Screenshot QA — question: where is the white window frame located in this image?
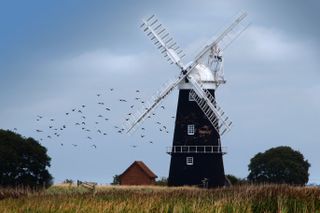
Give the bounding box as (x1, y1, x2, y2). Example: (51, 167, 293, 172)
(186, 157, 194, 165)
(187, 124, 195, 135)
(188, 91, 195, 101)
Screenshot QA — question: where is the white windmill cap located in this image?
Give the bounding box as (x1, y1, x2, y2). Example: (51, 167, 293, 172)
(179, 64, 216, 90)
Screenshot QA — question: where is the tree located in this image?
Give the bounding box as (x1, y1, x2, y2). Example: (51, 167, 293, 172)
(63, 179, 74, 185)
(0, 129, 53, 188)
(225, 174, 247, 185)
(248, 146, 310, 185)
(155, 177, 168, 186)
(111, 175, 120, 185)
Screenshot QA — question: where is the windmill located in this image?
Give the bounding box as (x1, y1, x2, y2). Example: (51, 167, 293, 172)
(124, 13, 249, 187)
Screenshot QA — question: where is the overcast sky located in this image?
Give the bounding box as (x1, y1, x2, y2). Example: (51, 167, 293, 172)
(0, 0, 319, 184)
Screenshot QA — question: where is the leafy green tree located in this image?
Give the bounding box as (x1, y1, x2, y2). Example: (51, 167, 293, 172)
(0, 129, 53, 188)
(248, 146, 310, 185)
(63, 179, 74, 185)
(111, 175, 120, 185)
(155, 177, 168, 186)
(225, 174, 247, 185)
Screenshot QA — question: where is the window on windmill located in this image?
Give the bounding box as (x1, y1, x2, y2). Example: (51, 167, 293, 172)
(188, 91, 195, 101)
(186, 157, 193, 165)
(187, 124, 195, 135)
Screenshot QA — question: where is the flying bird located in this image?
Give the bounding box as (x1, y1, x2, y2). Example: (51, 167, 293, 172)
(87, 136, 92, 140)
(36, 129, 43, 132)
(110, 88, 114, 91)
(105, 107, 111, 111)
(119, 99, 127, 102)
(72, 144, 78, 147)
(136, 90, 140, 93)
(161, 105, 165, 109)
(92, 144, 97, 148)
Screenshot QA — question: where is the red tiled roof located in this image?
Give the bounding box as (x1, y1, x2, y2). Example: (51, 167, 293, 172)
(120, 161, 157, 178)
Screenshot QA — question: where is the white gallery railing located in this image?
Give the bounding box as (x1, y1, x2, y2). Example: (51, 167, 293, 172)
(166, 145, 227, 154)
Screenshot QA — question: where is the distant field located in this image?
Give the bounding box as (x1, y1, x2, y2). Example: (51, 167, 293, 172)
(0, 184, 320, 212)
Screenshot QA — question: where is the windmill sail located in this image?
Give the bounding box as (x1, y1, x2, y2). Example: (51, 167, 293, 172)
(124, 13, 248, 136)
(187, 75, 232, 136)
(141, 15, 185, 69)
(123, 56, 199, 134)
(124, 75, 185, 133)
(194, 12, 249, 64)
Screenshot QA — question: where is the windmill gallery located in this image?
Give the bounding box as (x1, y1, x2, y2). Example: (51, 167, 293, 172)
(123, 13, 249, 188)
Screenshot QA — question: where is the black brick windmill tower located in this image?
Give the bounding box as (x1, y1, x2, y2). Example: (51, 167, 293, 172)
(124, 13, 249, 188)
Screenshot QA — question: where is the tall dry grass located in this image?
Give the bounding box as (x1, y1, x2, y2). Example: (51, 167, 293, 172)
(0, 184, 319, 212)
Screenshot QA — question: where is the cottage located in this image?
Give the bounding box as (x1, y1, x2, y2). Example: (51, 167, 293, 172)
(119, 161, 157, 185)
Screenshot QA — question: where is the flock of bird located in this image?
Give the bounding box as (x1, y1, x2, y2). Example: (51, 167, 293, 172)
(33, 88, 175, 149)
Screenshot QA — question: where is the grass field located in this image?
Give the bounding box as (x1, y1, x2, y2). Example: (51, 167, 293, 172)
(0, 184, 320, 212)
